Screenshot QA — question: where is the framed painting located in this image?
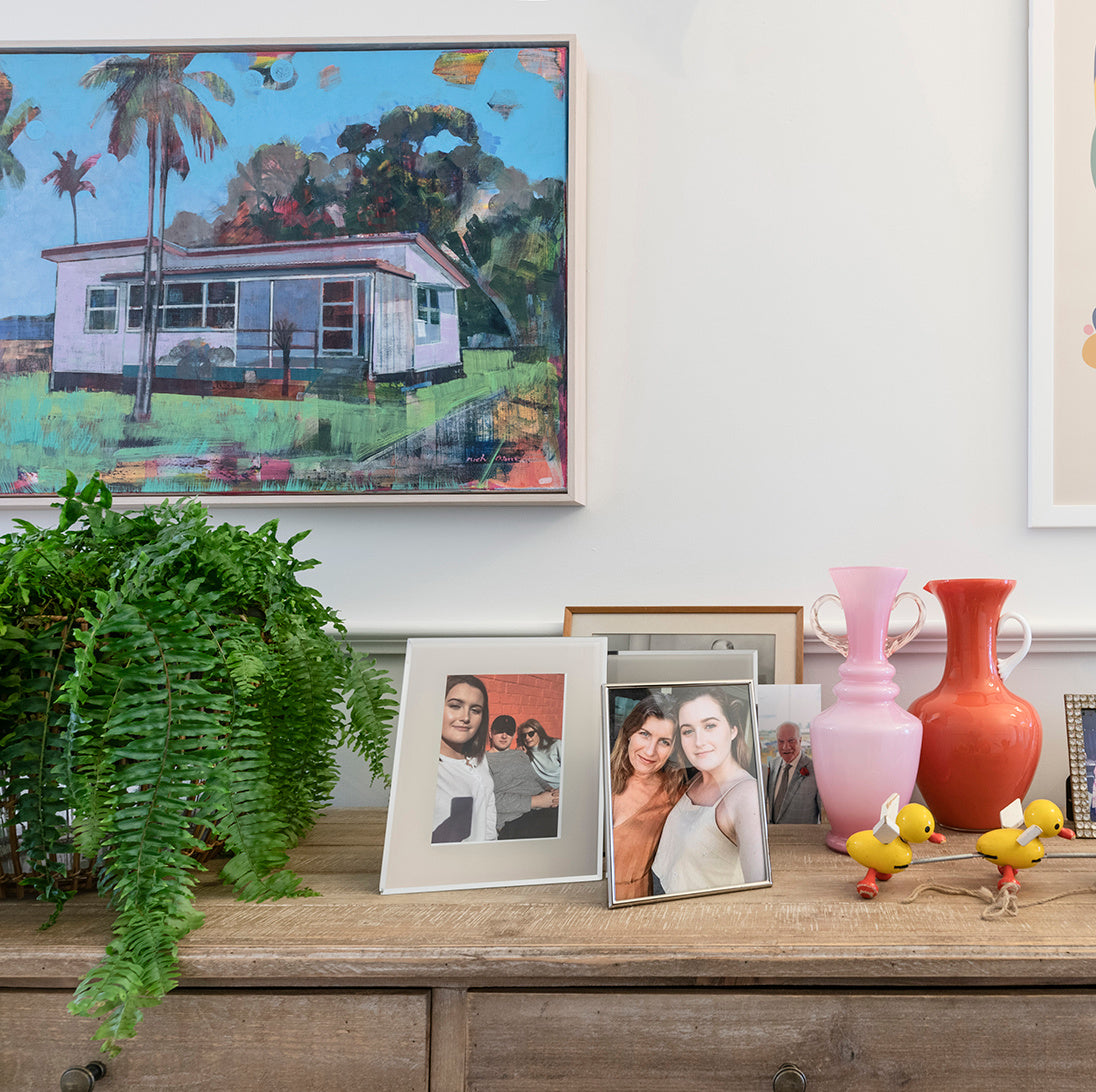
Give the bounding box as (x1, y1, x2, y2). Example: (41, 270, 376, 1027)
(1064, 693, 1096, 836)
(1029, 2, 1096, 524)
(380, 636, 606, 894)
(0, 39, 585, 505)
(603, 679, 771, 908)
(563, 606, 805, 685)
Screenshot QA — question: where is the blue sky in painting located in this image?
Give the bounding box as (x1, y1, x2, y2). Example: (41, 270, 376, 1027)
(0, 46, 568, 315)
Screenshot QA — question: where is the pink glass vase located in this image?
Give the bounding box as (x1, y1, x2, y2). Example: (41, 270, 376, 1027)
(909, 579, 1040, 831)
(810, 566, 926, 853)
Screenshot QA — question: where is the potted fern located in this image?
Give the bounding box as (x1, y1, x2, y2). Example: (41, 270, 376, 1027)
(0, 472, 396, 1054)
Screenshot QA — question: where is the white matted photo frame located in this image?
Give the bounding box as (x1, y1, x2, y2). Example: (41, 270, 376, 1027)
(1029, 1, 1096, 524)
(380, 636, 606, 894)
(1064, 693, 1096, 837)
(564, 606, 803, 685)
(603, 679, 772, 908)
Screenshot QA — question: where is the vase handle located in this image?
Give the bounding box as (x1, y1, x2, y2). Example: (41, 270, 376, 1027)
(998, 611, 1032, 681)
(810, 593, 848, 656)
(884, 592, 925, 657)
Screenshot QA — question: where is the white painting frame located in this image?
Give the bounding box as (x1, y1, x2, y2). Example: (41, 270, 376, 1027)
(1028, 1, 1096, 523)
(380, 636, 606, 894)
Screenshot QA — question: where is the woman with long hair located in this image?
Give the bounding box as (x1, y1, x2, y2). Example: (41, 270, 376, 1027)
(650, 685, 766, 893)
(608, 692, 686, 901)
(432, 674, 497, 843)
(517, 717, 563, 789)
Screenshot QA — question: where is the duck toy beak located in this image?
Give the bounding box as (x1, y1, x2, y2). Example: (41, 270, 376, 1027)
(1058, 827, 1076, 840)
(929, 831, 946, 844)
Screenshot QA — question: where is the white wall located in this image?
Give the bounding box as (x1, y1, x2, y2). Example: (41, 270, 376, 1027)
(6, 1, 1095, 812)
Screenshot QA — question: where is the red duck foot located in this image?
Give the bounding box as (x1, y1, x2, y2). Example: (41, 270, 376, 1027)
(856, 879, 879, 899)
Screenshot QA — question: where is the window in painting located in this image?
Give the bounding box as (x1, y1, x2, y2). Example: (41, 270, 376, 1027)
(322, 279, 355, 352)
(126, 281, 237, 330)
(416, 285, 442, 344)
(85, 286, 118, 332)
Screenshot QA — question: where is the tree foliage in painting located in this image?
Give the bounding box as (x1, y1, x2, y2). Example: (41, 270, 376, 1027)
(0, 69, 41, 189)
(213, 141, 354, 244)
(42, 150, 101, 245)
(80, 53, 235, 422)
(182, 100, 566, 354)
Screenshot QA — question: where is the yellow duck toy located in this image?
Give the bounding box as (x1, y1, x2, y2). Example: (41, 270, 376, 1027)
(846, 793, 946, 899)
(975, 798, 1075, 890)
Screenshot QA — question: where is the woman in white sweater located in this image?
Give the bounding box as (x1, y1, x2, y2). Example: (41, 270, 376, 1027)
(432, 674, 497, 843)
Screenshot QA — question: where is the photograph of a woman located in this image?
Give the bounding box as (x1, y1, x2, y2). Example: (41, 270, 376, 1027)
(432, 674, 497, 844)
(518, 718, 563, 789)
(603, 680, 771, 906)
(608, 693, 686, 902)
(651, 685, 768, 893)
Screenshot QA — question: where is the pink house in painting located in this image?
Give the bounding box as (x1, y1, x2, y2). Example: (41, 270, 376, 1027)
(41, 233, 470, 395)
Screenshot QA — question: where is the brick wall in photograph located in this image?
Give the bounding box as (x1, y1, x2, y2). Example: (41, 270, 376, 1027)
(477, 673, 566, 742)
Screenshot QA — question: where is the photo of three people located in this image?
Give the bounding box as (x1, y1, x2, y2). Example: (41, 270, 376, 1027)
(432, 672, 564, 845)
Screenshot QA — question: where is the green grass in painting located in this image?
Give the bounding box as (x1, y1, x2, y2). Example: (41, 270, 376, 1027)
(0, 352, 559, 492)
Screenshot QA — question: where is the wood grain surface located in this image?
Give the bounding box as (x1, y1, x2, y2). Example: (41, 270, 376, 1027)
(3, 810, 1096, 1090)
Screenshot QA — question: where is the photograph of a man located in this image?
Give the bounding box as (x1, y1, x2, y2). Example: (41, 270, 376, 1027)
(765, 721, 820, 824)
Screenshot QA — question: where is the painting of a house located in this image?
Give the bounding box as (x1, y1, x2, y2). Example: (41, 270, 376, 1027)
(45, 233, 469, 396)
(0, 41, 582, 501)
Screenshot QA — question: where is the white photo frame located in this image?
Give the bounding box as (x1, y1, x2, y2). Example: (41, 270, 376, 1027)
(603, 679, 772, 909)
(380, 636, 606, 894)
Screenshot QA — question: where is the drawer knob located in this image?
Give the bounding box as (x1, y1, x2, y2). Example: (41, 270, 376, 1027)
(772, 1062, 807, 1092)
(60, 1062, 107, 1092)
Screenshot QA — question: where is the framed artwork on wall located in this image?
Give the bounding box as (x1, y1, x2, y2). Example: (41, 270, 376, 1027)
(1029, 2, 1096, 524)
(603, 679, 772, 908)
(1064, 693, 1096, 837)
(380, 636, 606, 894)
(0, 39, 585, 505)
(563, 606, 804, 685)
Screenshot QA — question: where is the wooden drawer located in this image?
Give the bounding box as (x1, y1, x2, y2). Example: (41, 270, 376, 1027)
(1, 988, 428, 1091)
(464, 988, 1095, 1091)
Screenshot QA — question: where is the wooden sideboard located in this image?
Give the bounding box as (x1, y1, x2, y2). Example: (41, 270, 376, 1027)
(3, 809, 1096, 1090)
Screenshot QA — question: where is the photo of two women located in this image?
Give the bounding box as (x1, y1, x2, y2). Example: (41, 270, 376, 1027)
(606, 682, 771, 905)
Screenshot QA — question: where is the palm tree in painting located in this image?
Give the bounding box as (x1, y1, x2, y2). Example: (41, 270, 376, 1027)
(0, 70, 41, 189)
(80, 52, 234, 421)
(42, 150, 101, 244)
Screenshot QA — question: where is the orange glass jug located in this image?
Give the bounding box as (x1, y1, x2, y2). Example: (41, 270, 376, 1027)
(909, 579, 1040, 831)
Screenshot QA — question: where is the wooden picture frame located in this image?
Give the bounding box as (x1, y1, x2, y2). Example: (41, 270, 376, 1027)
(0, 39, 585, 505)
(1064, 693, 1096, 837)
(1028, 2, 1096, 524)
(380, 636, 606, 894)
(563, 606, 804, 685)
(603, 679, 772, 908)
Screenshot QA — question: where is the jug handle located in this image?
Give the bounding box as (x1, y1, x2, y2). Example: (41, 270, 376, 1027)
(810, 593, 847, 655)
(998, 611, 1032, 680)
(884, 592, 925, 657)
(810, 592, 925, 658)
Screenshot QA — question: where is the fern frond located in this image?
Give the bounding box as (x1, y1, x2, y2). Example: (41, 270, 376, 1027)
(1, 473, 396, 1054)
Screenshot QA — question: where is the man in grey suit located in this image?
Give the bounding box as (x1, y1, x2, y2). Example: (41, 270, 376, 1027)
(766, 721, 821, 824)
